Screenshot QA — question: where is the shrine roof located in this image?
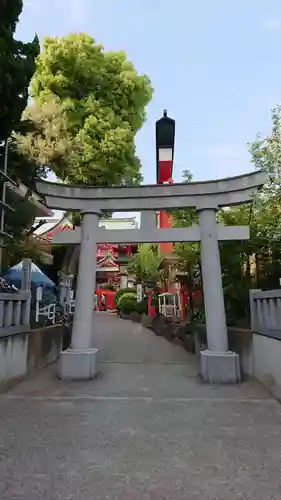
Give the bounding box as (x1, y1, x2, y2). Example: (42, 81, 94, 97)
(33, 214, 138, 239)
(33, 214, 71, 237)
(97, 253, 118, 267)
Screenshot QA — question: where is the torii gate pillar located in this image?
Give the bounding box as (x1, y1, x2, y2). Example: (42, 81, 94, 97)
(198, 207, 240, 382)
(58, 211, 100, 380)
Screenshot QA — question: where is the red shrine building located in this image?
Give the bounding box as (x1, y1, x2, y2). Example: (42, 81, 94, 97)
(33, 214, 138, 288)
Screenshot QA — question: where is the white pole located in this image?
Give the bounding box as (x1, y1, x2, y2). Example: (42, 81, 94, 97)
(163, 294, 166, 316)
(35, 299, 39, 323)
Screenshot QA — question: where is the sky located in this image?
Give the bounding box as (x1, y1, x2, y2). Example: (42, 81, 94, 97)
(16, 0, 281, 190)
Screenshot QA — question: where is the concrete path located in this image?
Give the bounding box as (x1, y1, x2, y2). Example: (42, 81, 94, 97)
(1, 313, 281, 499)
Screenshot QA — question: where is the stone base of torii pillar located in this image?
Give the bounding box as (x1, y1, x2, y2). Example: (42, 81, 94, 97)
(200, 350, 241, 384)
(58, 348, 99, 380)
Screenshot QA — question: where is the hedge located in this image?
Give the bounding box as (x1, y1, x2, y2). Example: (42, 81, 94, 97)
(115, 287, 137, 307)
(118, 292, 137, 308)
(120, 298, 137, 314)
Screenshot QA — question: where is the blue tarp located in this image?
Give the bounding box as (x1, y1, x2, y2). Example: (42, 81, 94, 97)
(4, 262, 56, 303)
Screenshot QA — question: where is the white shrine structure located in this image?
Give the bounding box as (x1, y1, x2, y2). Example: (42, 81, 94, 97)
(36, 170, 266, 384)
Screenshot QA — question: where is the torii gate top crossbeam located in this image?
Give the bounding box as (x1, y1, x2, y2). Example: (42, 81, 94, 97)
(36, 170, 267, 212)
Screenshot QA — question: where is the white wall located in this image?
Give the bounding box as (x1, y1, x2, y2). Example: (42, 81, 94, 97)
(252, 334, 281, 387)
(99, 218, 138, 230)
(0, 334, 28, 387)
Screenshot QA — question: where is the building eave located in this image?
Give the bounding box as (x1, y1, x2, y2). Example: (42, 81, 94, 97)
(7, 181, 53, 217)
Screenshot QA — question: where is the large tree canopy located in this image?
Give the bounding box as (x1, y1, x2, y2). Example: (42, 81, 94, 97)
(0, 0, 39, 141)
(128, 244, 163, 284)
(17, 33, 153, 185)
(248, 104, 281, 242)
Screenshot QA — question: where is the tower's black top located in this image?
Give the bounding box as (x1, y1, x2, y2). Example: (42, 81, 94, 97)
(155, 110, 175, 181)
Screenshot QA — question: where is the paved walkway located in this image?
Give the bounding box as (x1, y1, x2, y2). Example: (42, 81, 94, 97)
(1, 314, 281, 499)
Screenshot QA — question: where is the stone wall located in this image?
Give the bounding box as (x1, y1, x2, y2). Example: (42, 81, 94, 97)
(139, 315, 281, 394)
(0, 332, 28, 391)
(27, 325, 65, 372)
(0, 325, 65, 391)
(192, 324, 253, 376)
(250, 334, 281, 399)
(192, 323, 281, 397)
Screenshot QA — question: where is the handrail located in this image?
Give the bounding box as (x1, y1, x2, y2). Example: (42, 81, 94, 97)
(0, 291, 31, 338)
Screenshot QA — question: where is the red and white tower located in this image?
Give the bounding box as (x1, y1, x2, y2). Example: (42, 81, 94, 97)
(155, 110, 175, 255)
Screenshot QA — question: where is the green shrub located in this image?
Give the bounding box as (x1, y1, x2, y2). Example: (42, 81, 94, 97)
(115, 287, 137, 307)
(135, 298, 148, 314)
(120, 298, 137, 315)
(118, 292, 137, 308)
(188, 308, 205, 323)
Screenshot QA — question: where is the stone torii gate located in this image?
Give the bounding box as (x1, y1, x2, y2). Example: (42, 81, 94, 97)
(36, 170, 266, 384)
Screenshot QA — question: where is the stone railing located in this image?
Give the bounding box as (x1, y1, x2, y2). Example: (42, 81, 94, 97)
(248, 288, 281, 397)
(0, 291, 31, 338)
(249, 289, 281, 340)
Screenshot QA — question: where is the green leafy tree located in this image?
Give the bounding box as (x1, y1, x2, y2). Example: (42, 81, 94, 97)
(216, 206, 253, 325)
(171, 170, 200, 304)
(246, 106, 281, 288)
(249, 104, 281, 243)
(249, 105, 281, 198)
(128, 244, 163, 284)
(0, 0, 39, 141)
(17, 33, 153, 186)
(15, 96, 73, 178)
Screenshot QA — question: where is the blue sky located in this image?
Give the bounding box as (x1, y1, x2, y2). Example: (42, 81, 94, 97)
(17, 0, 281, 185)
